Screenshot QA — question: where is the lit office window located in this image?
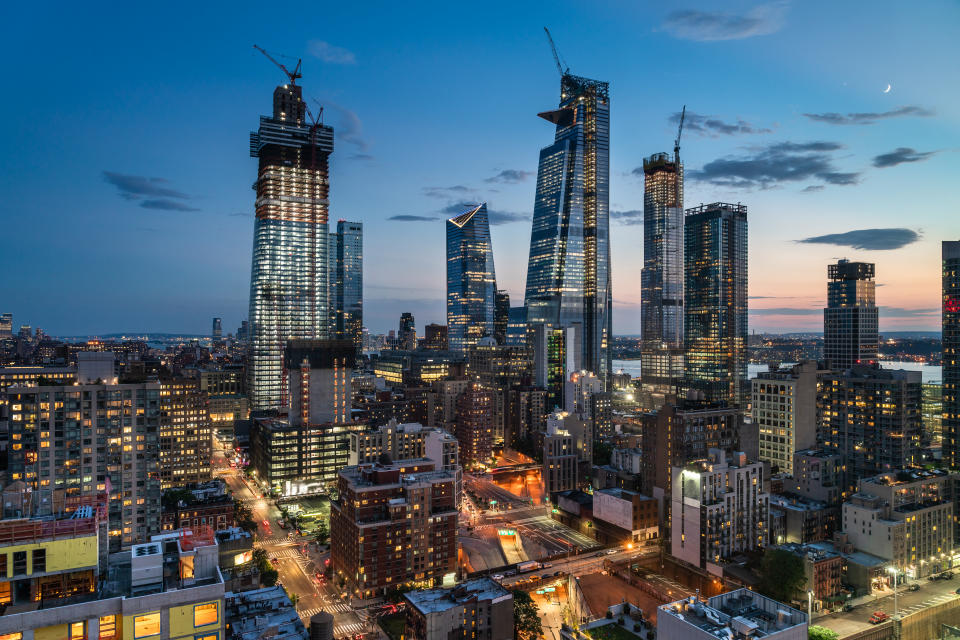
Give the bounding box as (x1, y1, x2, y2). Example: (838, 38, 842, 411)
(195, 602, 219, 626)
(134, 612, 161, 638)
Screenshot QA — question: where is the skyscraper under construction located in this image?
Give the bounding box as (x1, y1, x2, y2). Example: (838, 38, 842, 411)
(247, 66, 333, 410)
(524, 71, 611, 386)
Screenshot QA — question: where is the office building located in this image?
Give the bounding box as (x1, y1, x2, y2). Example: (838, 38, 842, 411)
(922, 382, 943, 448)
(819, 365, 922, 481)
(248, 77, 333, 411)
(494, 290, 510, 346)
(330, 460, 458, 598)
(0, 312, 11, 337)
(684, 203, 748, 409)
(404, 578, 514, 640)
(373, 350, 465, 388)
(158, 378, 213, 489)
(285, 339, 353, 425)
(530, 322, 579, 408)
(506, 386, 548, 448)
(671, 449, 769, 570)
(455, 382, 494, 465)
(197, 366, 248, 440)
(641, 152, 684, 397)
(543, 419, 578, 495)
(752, 361, 824, 475)
(945, 241, 960, 469)
(399, 313, 417, 351)
(467, 337, 532, 442)
(658, 590, 807, 640)
(211, 317, 222, 341)
(329, 220, 363, 353)
(446, 204, 497, 353)
(422, 323, 448, 350)
(6, 381, 163, 549)
(504, 306, 528, 347)
(824, 260, 878, 370)
(524, 72, 611, 385)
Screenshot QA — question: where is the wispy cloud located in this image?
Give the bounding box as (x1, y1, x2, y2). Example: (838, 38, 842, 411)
(388, 215, 438, 222)
(750, 307, 821, 316)
(103, 171, 198, 212)
(662, 1, 788, 41)
(485, 169, 534, 184)
(872, 147, 938, 168)
(308, 40, 356, 65)
(688, 141, 858, 189)
(611, 210, 643, 225)
(802, 105, 934, 125)
(324, 101, 370, 153)
(878, 306, 940, 318)
(802, 185, 825, 192)
(669, 111, 772, 136)
(797, 228, 921, 251)
(423, 186, 475, 199)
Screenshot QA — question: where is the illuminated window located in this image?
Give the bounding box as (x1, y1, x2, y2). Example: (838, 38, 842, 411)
(0, 633, 23, 640)
(194, 602, 219, 626)
(195, 635, 218, 640)
(134, 612, 161, 638)
(99, 615, 118, 640)
(70, 621, 85, 640)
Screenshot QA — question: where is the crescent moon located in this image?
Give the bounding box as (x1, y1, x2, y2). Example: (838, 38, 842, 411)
(884, 84, 892, 93)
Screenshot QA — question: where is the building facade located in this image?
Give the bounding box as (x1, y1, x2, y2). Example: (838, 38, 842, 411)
(455, 382, 494, 466)
(329, 220, 363, 353)
(404, 578, 513, 640)
(524, 73, 611, 385)
(824, 260, 878, 370)
(285, 339, 353, 425)
(945, 241, 960, 469)
(658, 590, 807, 640)
(158, 379, 212, 489)
(752, 361, 823, 475)
(446, 204, 497, 354)
(684, 203, 748, 409)
(248, 81, 333, 410)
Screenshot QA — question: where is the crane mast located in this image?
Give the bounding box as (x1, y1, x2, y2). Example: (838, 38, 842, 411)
(253, 44, 302, 86)
(543, 27, 569, 76)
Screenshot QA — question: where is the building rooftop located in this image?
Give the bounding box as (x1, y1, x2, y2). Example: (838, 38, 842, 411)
(225, 586, 308, 640)
(405, 577, 511, 614)
(659, 589, 806, 639)
(770, 494, 830, 512)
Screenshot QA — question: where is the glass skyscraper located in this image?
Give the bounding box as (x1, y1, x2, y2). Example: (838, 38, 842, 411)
(329, 220, 363, 354)
(447, 203, 497, 353)
(248, 82, 333, 410)
(640, 152, 684, 389)
(823, 259, 878, 369)
(524, 73, 611, 385)
(944, 241, 960, 468)
(684, 202, 748, 409)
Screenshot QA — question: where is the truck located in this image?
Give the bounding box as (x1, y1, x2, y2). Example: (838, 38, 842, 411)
(517, 561, 542, 574)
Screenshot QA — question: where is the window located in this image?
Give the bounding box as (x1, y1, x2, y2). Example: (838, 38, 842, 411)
(0, 554, 6, 577)
(99, 615, 118, 640)
(134, 612, 161, 638)
(12, 552, 26, 576)
(195, 635, 218, 640)
(0, 633, 23, 640)
(194, 602, 219, 627)
(70, 622, 85, 640)
(32, 549, 46, 573)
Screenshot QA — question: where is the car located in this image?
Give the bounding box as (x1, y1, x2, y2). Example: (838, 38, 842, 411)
(869, 612, 889, 624)
(262, 520, 269, 527)
(908, 584, 920, 592)
(491, 574, 504, 581)
(605, 549, 618, 555)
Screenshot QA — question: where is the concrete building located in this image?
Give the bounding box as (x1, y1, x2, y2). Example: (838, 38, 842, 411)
(945, 241, 960, 469)
(658, 589, 807, 640)
(285, 339, 354, 426)
(671, 450, 769, 571)
(752, 361, 823, 475)
(159, 378, 213, 489)
(506, 386, 548, 449)
(467, 338, 532, 442)
(225, 585, 308, 640)
(791, 449, 846, 505)
(403, 577, 513, 640)
(592, 488, 659, 543)
(197, 366, 247, 441)
(543, 419, 578, 495)
(455, 382, 494, 466)
(329, 460, 458, 598)
(769, 494, 837, 544)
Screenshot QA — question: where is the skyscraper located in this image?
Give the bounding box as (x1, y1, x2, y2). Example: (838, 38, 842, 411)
(524, 73, 611, 385)
(944, 241, 960, 468)
(494, 289, 510, 345)
(399, 312, 416, 350)
(211, 317, 222, 341)
(823, 260, 878, 369)
(247, 80, 333, 410)
(329, 220, 363, 353)
(640, 152, 684, 393)
(446, 204, 497, 353)
(684, 203, 748, 409)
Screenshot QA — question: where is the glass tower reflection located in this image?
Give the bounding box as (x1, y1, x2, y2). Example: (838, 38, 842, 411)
(447, 203, 497, 353)
(329, 220, 363, 354)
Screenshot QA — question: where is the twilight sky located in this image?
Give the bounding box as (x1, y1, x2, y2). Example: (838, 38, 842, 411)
(2, 1, 958, 336)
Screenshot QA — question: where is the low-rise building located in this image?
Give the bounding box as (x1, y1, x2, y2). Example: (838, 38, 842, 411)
(791, 449, 846, 505)
(225, 585, 308, 640)
(777, 543, 844, 610)
(404, 577, 513, 640)
(658, 590, 807, 640)
(769, 494, 838, 544)
(592, 488, 659, 544)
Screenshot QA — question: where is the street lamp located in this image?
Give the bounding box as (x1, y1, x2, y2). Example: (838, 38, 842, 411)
(887, 566, 899, 618)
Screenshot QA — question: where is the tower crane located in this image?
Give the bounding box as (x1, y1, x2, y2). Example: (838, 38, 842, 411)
(543, 27, 569, 76)
(674, 105, 686, 163)
(253, 44, 302, 86)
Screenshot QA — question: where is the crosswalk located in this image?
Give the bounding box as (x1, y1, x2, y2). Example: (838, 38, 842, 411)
(258, 534, 297, 544)
(271, 548, 302, 559)
(334, 622, 366, 636)
(896, 592, 958, 616)
(299, 602, 353, 616)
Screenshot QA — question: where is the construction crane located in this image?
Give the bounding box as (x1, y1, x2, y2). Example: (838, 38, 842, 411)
(253, 44, 302, 86)
(674, 105, 686, 162)
(543, 27, 569, 76)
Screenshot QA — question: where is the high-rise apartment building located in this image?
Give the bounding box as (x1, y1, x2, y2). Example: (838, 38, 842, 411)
(422, 324, 448, 350)
(524, 73, 611, 385)
(819, 366, 922, 482)
(285, 339, 353, 425)
(824, 260, 878, 369)
(446, 204, 497, 353)
(494, 290, 510, 346)
(641, 152, 684, 395)
(684, 203, 748, 409)
(248, 79, 333, 410)
(399, 313, 417, 351)
(158, 378, 212, 489)
(751, 361, 824, 475)
(0, 313, 12, 337)
(211, 317, 222, 341)
(329, 220, 363, 353)
(944, 241, 960, 469)
(455, 382, 494, 465)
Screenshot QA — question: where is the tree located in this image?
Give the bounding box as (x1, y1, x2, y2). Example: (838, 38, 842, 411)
(512, 590, 543, 640)
(234, 499, 258, 533)
(808, 626, 839, 640)
(314, 519, 330, 545)
(252, 548, 279, 586)
(758, 549, 806, 604)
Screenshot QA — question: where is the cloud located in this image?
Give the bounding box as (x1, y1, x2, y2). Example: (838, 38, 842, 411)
(308, 40, 356, 65)
(688, 140, 858, 189)
(802, 185, 825, 192)
(872, 147, 937, 168)
(797, 228, 921, 251)
(388, 215, 438, 222)
(878, 306, 940, 318)
(349, 153, 375, 161)
(750, 307, 821, 316)
(324, 101, 369, 152)
(439, 202, 528, 225)
(662, 1, 788, 41)
(611, 209, 643, 225)
(139, 200, 200, 212)
(423, 186, 475, 199)
(802, 105, 934, 125)
(485, 169, 533, 184)
(669, 111, 772, 136)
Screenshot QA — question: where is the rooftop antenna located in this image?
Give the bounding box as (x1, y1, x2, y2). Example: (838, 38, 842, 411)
(543, 27, 569, 76)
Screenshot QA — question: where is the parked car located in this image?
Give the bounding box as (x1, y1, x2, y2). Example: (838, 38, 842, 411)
(908, 583, 920, 592)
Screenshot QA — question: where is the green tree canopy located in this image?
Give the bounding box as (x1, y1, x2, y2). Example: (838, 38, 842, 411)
(808, 626, 839, 640)
(758, 549, 806, 604)
(513, 590, 543, 640)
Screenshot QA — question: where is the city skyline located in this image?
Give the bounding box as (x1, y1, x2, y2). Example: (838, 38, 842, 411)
(2, 2, 958, 336)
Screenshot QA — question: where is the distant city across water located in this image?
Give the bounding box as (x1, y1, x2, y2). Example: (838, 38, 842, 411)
(611, 359, 943, 384)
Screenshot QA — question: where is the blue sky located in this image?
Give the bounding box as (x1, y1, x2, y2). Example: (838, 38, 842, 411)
(2, 0, 957, 336)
